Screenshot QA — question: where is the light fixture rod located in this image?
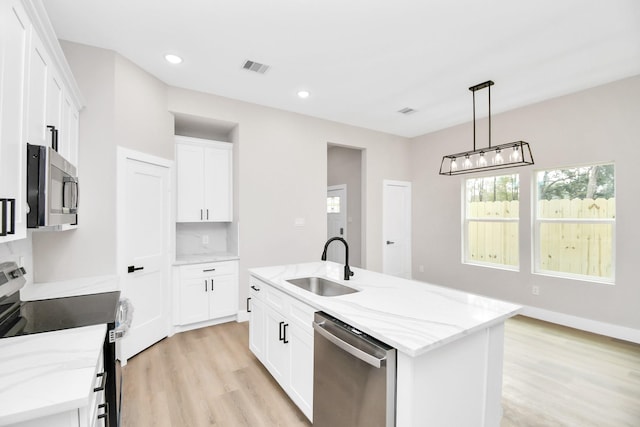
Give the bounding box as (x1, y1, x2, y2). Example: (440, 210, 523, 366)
(469, 80, 494, 151)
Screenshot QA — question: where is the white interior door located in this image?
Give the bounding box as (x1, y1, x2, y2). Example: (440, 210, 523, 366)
(383, 180, 412, 279)
(327, 185, 347, 263)
(118, 148, 171, 361)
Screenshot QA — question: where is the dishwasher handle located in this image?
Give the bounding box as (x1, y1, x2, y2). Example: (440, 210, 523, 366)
(313, 320, 385, 368)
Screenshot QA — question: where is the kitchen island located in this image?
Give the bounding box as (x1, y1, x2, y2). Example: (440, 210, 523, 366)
(249, 261, 521, 426)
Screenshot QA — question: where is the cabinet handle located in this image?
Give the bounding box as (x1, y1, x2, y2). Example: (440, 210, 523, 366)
(200, 209, 203, 220)
(283, 323, 289, 344)
(94, 372, 107, 392)
(250, 285, 260, 292)
(211, 279, 215, 291)
(203, 268, 216, 272)
(0, 198, 15, 236)
(247, 297, 251, 313)
(97, 402, 109, 426)
(279, 321, 285, 341)
(204, 279, 208, 292)
(47, 125, 58, 151)
(206, 209, 209, 220)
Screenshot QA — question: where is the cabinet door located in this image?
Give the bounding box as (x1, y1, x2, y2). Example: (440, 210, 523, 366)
(176, 143, 205, 222)
(26, 29, 50, 147)
(178, 277, 209, 325)
(46, 68, 63, 136)
(265, 308, 289, 385)
(203, 145, 232, 221)
(208, 275, 237, 318)
(288, 325, 314, 421)
(0, 0, 28, 243)
(249, 295, 266, 362)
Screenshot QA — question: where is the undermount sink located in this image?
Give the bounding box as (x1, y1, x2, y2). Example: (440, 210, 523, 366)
(286, 276, 359, 297)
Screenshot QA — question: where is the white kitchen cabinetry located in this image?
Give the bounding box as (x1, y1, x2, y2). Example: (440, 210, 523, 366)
(24, 6, 80, 161)
(0, 0, 81, 242)
(175, 136, 232, 222)
(177, 260, 238, 325)
(0, 0, 29, 243)
(248, 276, 315, 421)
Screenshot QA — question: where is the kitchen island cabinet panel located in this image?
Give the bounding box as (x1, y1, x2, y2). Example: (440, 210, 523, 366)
(249, 276, 315, 421)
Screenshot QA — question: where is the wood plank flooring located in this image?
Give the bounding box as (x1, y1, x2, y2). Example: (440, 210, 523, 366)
(121, 316, 640, 426)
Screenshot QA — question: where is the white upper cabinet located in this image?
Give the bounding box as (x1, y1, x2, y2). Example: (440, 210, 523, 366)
(0, 0, 83, 241)
(0, 0, 29, 242)
(175, 136, 233, 222)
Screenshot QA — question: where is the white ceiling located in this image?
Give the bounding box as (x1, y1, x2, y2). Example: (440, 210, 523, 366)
(43, 0, 640, 138)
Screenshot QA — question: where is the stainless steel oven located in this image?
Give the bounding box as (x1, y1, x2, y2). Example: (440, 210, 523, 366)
(313, 311, 397, 427)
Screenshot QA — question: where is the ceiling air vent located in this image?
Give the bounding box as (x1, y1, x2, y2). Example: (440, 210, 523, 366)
(398, 107, 417, 115)
(242, 60, 270, 74)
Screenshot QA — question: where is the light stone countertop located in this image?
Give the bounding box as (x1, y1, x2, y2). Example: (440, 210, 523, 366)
(0, 324, 107, 426)
(20, 275, 120, 301)
(249, 261, 521, 357)
(174, 253, 239, 265)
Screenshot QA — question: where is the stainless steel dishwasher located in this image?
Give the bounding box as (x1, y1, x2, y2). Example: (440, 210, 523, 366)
(313, 311, 396, 427)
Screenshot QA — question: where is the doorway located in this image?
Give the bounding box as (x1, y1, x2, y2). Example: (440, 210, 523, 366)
(383, 180, 412, 279)
(327, 145, 363, 267)
(116, 147, 172, 363)
(326, 184, 347, 262)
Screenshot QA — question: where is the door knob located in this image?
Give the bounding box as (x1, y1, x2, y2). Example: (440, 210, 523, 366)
(386, 240, 395, 245)
(127, 265, 144, 273)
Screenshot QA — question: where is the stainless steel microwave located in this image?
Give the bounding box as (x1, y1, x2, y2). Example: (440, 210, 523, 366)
(26, 143, 78, 228)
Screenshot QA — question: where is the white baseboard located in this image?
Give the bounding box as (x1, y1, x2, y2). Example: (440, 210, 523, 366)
(171, 314, 237, 334)
(521, 305, 640, 344)
(236, 310, 249, 323)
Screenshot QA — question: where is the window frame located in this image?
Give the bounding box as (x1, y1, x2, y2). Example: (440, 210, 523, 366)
(462, 173, 520, 271)
(532, 162, 616, 284)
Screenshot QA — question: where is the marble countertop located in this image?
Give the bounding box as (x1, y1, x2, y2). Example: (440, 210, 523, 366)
(249, 261, 521, 357)
(0, 324, 107, 426)
(20, 275, 120, 301)
(174, 253, 239, 265)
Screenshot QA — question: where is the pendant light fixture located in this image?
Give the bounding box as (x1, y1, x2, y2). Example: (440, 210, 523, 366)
(439, 80, 534, 175)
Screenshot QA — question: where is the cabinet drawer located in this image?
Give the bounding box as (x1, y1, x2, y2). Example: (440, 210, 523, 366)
(180, 260, 238, 279)
(249, 276, 265, 299)
(288, 297, 316, 333)
(265, 282, 288, 313)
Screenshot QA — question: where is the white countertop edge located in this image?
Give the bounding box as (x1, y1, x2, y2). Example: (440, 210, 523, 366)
(249, 261, 522, 358)
(0, 324, 107, 426)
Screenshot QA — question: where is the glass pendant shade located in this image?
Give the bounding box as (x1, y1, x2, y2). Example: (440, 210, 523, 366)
(439, 80, 534, 176)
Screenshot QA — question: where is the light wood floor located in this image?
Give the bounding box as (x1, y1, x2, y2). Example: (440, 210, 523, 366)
(121, 316, 640, 426)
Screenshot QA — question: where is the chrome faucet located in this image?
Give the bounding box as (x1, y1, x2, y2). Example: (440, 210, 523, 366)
(321, 237, 355, 280)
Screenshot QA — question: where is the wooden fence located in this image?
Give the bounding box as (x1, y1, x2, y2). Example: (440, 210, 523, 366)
(468, 198, 614, 277)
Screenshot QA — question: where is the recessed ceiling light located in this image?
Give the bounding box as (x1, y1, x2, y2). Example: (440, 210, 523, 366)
(297, 90, 310, 99)
(165, 54, 183, 64)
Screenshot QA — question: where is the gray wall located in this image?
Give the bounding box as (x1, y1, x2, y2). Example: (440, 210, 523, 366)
(410, 75, 640, 330)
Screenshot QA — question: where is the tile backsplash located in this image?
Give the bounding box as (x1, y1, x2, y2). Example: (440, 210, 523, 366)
(0, 234, 33, 284)
(176, 222, 237, 257)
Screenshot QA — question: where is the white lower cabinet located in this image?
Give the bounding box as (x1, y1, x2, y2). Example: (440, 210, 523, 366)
(177, 260, 238, 326)
(248, 276, 314, 421)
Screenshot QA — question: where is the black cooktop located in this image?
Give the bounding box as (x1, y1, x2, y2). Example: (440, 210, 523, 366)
(0, 291, 120, 338)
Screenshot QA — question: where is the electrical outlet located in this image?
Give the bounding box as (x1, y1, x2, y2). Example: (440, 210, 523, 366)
(532, 285, 540, 295)
(202, 235, 209, 245)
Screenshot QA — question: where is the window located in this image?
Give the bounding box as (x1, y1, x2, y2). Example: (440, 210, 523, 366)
(464, 174, 519, 269)
(327, 196, 341, 213)
(534, 163, 615, 282)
